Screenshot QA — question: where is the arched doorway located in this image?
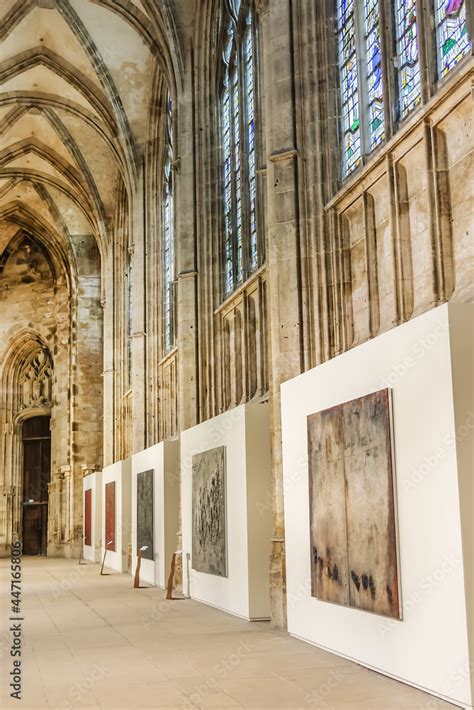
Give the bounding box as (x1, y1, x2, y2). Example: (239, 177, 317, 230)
(22, 416, 51, 556)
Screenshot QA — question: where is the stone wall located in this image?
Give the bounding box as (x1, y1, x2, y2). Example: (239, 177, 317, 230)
(0, 0, 471, 625)
(0, 231, 103, 558)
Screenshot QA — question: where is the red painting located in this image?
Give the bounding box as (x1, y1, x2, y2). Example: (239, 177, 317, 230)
(105, 481, 116, 552)
(84, 488, 92, 547)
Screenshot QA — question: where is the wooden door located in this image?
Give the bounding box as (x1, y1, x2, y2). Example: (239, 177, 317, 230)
(22, 416, 51, 555)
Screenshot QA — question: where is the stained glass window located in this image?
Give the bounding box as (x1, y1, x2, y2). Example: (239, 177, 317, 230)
(337, 0, 362, 175)
(232, 64, 243, 285)
(435, 0, 471, 77)
(162, 96, 175, 353)
(221, 3, 261, 298)
(395, 0, 421, 118)
(245, 15, 258, 271)
(365, 0, 384, 148)
(335, 0, 471, 179)
(222, 67, 234, 296)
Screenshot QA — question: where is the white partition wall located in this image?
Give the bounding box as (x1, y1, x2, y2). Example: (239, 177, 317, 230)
(181, 401, 272, 621)
(131, 441, 180, 587)
(281, 303, 474, 709)
(101, 459, 131, 573)
(82, 471, 101, 562)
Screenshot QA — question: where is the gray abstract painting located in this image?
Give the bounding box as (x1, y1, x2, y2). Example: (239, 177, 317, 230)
(137, 469, 154, 561)
(192, 446, 227, 577)
(308, 388, 400, 619)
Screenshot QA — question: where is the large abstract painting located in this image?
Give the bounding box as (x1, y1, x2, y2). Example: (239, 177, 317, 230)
(105, 481, 116, 552)
(308, 389, 400, 619)
(192, 446, 227, 577)
(84, 489, 92, 547)
(137, 469, 154, 561)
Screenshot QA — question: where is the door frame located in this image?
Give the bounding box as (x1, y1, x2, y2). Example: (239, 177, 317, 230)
(15, 408, 51, 554)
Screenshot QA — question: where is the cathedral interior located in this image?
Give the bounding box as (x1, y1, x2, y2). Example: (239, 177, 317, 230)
(0, 1, 473, 708)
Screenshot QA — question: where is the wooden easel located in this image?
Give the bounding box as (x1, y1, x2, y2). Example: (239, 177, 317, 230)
(166, 550, 186, 600)
(133, 545, 148, 588)
(100, 540, 113, 575)
(78, 536, 85, 565)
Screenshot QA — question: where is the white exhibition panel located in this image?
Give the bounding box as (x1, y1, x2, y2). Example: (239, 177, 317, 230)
(131, 440, 180, 587)
(281, 303, 473, 709)
(101, 459, 131, 573)
(82, 471, 102, 562)
(181, 401, 272, 621)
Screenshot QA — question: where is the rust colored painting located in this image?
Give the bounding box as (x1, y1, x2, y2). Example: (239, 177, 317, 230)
(105, 481, 116, 552)
(84, 489, 92, 547)
(308, 388, 400, 619)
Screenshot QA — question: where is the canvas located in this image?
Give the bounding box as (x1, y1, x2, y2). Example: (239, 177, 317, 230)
(192, 446, 227, 577)
(137, 469, 154, 561)
(105, 481, 116, 552)
(308, 388, 400, 618)
(84, 488, 92, 547)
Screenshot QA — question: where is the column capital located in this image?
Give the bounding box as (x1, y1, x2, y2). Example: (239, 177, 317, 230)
(255, 0, 269, 16)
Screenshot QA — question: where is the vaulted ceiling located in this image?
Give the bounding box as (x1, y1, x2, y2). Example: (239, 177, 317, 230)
(0, 0, 188, 262)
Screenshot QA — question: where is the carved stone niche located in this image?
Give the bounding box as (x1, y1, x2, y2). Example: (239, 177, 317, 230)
(19, 348, 53, 410)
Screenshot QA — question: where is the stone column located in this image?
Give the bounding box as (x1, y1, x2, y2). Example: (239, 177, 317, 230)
(176, 64, 199, 432)
(260, 0, 305, 628)
(130, 165, 147, 454)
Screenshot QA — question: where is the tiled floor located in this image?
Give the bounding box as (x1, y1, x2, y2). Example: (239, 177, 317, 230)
(0, 558, 462, 710)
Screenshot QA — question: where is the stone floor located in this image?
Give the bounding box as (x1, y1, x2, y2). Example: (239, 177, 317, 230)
(0, 558, 462, 710)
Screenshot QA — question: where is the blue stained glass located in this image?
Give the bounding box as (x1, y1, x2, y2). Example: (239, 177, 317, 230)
(245, 22, 258, 270)
(337, 0, 362, 175)
(163, 96, 175, 352)
(232, 65, 243, 285)
(221, 7, 260, 297)
(222, 71, 234, 296)
(365, 0, 385, 148)
(435, 0, 471, 77)
(395, 0, 421, 118)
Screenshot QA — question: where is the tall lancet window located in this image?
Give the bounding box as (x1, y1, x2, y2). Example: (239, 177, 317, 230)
(220, 0, 261, 298)
(394, 0, 421, 118)
(126, 244, 132, 387)
(435, 0, 471, 77)
(365, 0, 384, 149)
(337, 0, 362, 176)
(337, 0, 387, 175)
(162, 95, 175, 353)
(334, 0, 472, 180)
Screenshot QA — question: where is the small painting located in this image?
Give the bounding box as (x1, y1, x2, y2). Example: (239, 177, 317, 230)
(192, 446, 227, 577)
(137, 470, 154, 561)
(105, 481, 116, 552)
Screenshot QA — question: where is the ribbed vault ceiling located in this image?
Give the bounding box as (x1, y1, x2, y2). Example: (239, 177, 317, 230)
(0, 0, 184, 260)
